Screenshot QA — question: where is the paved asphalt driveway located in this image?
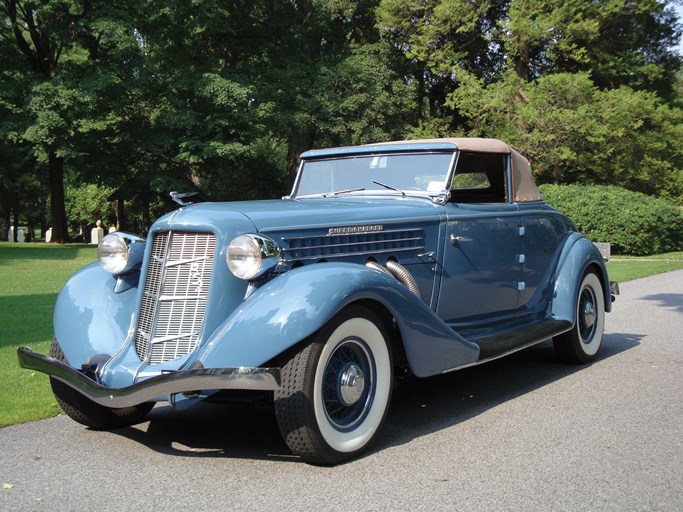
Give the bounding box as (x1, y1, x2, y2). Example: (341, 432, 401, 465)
(1, 270, 682, 511)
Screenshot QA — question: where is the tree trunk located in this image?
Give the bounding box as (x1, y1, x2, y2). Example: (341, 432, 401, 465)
(514, 39, 530, 82)
(0, 212, 8, 241)
(48, 152, 70, 243)
(116, 198, 125, 231)
(142, 197, 150, 235)
(12, 207, 18, 242)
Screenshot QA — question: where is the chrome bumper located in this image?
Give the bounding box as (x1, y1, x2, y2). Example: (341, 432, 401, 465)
(17, 347, 281, 408)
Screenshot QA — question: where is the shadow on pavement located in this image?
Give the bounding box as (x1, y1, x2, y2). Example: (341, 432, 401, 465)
(639, 293, 683, 314)
(109, 331, 643, 464)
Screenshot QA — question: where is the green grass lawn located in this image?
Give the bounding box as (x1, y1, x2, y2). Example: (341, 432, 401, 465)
(0, 243, 97, 427)
(0, 243, 681, 428)
(606, 252, 683, 283)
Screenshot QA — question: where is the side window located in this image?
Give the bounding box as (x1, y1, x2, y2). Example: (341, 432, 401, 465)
(451, 173, 490, 189)
(450, 152, 508, 203)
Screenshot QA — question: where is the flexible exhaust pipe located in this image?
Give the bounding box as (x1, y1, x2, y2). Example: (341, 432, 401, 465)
(366, 260, 420, 297)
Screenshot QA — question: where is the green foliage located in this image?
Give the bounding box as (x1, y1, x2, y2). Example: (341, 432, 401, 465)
(539, 184, 683, 256)
(197, 137, 289, 201)
(1, 0, 682, 242)
(64, 183, 116, 230)
(313, 43, 415, 147)
(450, 71, 683, 201)
(376, 0, 498, 77)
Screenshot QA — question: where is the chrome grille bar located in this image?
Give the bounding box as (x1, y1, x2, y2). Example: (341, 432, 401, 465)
(135, 232, 216, 365)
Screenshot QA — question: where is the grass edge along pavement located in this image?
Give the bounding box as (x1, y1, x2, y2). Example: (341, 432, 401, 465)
(1, 243, 682, 428)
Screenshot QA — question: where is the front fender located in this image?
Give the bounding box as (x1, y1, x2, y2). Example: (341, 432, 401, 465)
(193, 263, 479, 377)
(54, 262, 138, 367)
(551, 235, 611, 324)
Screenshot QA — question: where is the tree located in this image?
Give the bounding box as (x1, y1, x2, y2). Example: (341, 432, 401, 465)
(377, 0, 508, 132)
(449, 71, 683, 200)
(1, 0, 156, 241)
(0, 10, 45, 241)
(64, 182, 115, 234)
(2, 0, 76, 241)
(581, 0, 682, 100)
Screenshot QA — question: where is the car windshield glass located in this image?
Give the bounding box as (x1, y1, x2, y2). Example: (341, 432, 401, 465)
(294, 152, 454, 198)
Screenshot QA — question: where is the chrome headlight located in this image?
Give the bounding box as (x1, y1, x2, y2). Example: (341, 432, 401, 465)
(227, 234, 281, 280)
(97, 233, 145, 274)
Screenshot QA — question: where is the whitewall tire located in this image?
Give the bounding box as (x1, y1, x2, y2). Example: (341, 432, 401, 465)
(554, 271, 605, 363)
(274, 305, 393, 464)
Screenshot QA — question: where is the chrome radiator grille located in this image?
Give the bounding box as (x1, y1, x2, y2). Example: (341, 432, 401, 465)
(135, 231, 216, 365)
(282, 228, 424, 261)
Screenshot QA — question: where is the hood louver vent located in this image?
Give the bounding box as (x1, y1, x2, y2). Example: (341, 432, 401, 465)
(282, 228, 424, 261)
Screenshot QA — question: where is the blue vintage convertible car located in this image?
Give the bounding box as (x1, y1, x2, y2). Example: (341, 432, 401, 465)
(19, 138, 617, 464)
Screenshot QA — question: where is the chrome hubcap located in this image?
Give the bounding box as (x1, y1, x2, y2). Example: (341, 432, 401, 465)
(338, 363, 365, 406)
(579, 286, 598, 343)
(583, 301, 596, 329)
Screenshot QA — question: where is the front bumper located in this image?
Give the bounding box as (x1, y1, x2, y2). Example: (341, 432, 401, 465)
(17, 347, 281, 408)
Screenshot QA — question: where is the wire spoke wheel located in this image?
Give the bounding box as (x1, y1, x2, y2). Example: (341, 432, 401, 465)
(321, 339, 374, 431)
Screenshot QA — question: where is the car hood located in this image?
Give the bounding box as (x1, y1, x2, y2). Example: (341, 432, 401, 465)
(157, 197, 443, 234)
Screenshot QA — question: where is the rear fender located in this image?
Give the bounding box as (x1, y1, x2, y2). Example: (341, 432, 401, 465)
(194, 262, 479, 377)
(551, 235, 612, 325)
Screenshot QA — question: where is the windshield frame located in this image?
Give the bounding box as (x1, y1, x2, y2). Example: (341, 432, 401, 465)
(290, 150, 458, 201)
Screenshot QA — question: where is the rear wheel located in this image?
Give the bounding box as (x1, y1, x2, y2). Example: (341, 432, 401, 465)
(553, 271, 605, 363)
(274, 305, 393, 464)
(49, 339, 154, 429)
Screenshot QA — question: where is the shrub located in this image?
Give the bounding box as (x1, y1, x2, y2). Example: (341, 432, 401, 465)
(539, 184, 683, 256)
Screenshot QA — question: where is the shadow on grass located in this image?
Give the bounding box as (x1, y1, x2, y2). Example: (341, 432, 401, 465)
(107, 331, 642, 463)
(0, 293, 57, 347)
(0, 243, 95, 265)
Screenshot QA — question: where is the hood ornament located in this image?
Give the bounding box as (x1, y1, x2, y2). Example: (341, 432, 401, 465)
(170, 191, 202, 206)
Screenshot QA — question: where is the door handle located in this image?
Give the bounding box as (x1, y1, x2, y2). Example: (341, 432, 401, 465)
(450, 234, 472, 245)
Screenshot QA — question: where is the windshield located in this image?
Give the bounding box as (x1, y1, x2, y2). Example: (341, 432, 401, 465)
(293, 152, 455, 198)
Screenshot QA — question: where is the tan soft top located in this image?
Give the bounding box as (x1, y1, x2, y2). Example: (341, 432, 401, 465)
(372, 137, 542, 203)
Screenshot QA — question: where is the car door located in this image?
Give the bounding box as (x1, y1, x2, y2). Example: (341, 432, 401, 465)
(436, 152, 522, 324)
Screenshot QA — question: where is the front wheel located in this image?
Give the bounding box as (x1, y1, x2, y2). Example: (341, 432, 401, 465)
(274, 305, 393, 464)
(49, 339, 155, 429)
(553, 271, 605, 364)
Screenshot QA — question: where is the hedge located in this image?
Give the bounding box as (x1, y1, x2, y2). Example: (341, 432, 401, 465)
(538, 184, 683, 256)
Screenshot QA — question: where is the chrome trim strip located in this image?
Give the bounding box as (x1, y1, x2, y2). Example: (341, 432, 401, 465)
(162, 255, 211, 268)
(17, 347, 281, 408)
(158, 294, 204, 301)
(101, 313, 137, 380)
(149, 332, 199, 344)
(281, 227, 423, 241)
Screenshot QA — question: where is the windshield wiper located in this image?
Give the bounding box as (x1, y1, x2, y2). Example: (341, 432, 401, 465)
(322, 187, 366, 197)
(372, 180, 405, 197)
